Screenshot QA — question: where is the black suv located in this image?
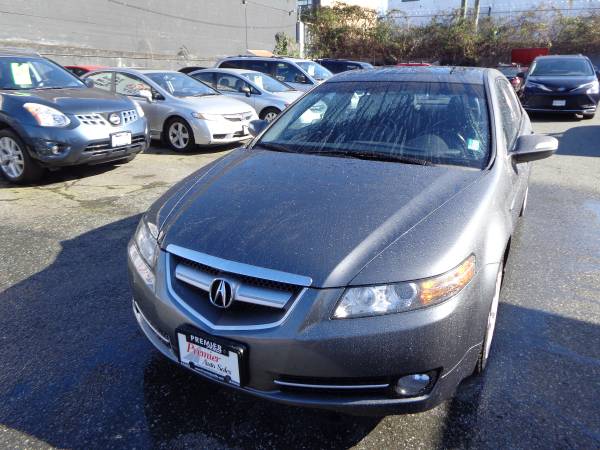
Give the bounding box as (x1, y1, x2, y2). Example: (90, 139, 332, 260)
(520, 54, 600, 119)
(315, 58, 374, 74)
(0, 51, 149, 183)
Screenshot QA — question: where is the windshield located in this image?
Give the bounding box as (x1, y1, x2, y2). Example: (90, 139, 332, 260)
(497, 67, 519, 77)
(257, 81, 490, 169)
(529, 58, 593, 77)
(241, 72, 294, 92)
(296, 61, 333, 81)
(145, 72, 219, 97)
(0, 57, 84, 90)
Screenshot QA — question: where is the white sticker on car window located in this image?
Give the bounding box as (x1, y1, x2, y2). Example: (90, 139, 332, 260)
(11, 63, 32, 86)
(467, 138, 481, 152)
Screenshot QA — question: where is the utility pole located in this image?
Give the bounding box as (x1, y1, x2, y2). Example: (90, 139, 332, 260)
(473, 0, 481, 30)
(460, 0, 468, 19)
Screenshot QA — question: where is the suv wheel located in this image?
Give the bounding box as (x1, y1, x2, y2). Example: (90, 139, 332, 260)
(260, 107, 280, 123)
(474, 263, 503, 375)
(165, 118, 195, 152)
(0, 129, 44, 184)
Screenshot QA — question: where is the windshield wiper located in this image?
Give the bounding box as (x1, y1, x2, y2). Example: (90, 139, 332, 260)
(302, 149, 432, 166)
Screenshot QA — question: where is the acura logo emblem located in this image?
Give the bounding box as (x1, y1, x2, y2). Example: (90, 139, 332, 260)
(108, 113, 122, 125)
(209, 278, 234, 309)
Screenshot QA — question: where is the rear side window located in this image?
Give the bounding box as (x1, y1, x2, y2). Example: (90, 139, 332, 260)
(219, 60, 244, 69)
(192, 72, 216, 88)
(86, 72, 113, 91)
(495, 79, 521, 148)
(274, 62, 309, 84)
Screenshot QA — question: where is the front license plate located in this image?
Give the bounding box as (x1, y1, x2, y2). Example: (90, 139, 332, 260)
(242, 125, 249, 135)
(111, 131, 131, 147)
(552, 100, 566, 107)
(177, 330, 245, 386)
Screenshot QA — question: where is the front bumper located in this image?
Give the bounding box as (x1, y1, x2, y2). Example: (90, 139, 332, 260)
(521, 91, 599, 114)
(21, 116, 149, 167)
(129, 249, 498, 415)
(189, 117, 254, 145)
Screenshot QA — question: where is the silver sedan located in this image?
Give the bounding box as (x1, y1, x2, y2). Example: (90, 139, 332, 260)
(84, 69, 257, 151)
(189, 68, 302, 122)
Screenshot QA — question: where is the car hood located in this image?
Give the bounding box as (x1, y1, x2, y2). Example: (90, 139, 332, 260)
(2, 87, 134, 114)
(157, 148, 484, 288)
(176, 95, 254, 114)
(527, 75, 595, 90)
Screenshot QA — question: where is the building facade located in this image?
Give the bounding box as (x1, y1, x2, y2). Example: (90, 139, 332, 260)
(389, 0, 600, 25)
(0, 0, 297, 68)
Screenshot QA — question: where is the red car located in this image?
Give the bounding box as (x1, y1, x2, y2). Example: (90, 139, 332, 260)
(64, 65, 107, 77)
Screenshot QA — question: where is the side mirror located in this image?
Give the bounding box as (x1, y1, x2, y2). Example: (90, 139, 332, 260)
(241, 85, 251, 97)
(511, 134, 558, 163)
(248, 119, 268, 137)
(84, 78, 95, 88)
(595, 70, 600, 80)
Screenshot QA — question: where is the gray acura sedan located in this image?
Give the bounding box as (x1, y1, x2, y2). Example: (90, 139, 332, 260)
(128, 67, 557, 415)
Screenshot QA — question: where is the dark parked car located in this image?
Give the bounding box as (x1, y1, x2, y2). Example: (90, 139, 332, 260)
(314, 58, 374, 74)
(520, 54, 600, 118)
(179, 66, 207, 74)
(0, 51, 148, 183)
(496, 64, 525, 92)
(128, 67, 556, 415)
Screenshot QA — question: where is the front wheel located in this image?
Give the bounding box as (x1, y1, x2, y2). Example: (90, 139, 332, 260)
(260, 107, 281, 123)
(165, 118, 195, 152)
(0, 129, 44, 184)
(474, 263, 503, 375)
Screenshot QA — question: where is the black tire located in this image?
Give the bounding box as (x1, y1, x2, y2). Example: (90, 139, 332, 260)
(0, 129, 45, 184)
(259, 107, 281, 123)
(582, 112, 595, 120)
(474, 263, 503, 375)
(164, 118, 195, 152)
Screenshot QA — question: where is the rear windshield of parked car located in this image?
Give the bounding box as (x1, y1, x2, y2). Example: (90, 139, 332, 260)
(258, 81, 491, 169)
(0, 57, 84, 90)
(146, 72, 218, 97)
(529, 58, 593, 77)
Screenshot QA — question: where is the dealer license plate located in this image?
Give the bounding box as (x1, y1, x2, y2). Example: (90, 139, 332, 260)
(177, 330, 245, 386)
(111, 131, 131, 147)
(242, 124, 249, 135)
(552, 100, 566, 107)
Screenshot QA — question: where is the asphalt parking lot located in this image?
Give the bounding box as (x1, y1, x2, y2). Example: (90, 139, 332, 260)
(1, 116, 599, 450)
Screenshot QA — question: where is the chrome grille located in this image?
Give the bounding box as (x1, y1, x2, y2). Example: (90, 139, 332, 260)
(76, 113, 108, 126)
(223, 112, 253, 122)
(166, 244, 312, 330)
(122, 109, 138, 124)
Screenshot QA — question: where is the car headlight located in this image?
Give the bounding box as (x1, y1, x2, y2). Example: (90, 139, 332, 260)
(526, 82, 551, 92)
(23, 103, 70, 127)
(133, 101, 145, 118)
(577, 81, 599, 94)
(333, 255, 475, 319)
(192, 112, 223, 121)
(129, 218, 159, 289)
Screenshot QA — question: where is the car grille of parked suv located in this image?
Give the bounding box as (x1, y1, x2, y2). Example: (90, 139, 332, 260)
(222, 112, 253, 122)
(76, 110, 138, 126)
(166, 246, 307, 329)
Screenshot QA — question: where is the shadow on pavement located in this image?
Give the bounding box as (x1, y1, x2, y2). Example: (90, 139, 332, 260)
(529, 112, 584, 123)
(542, 125, 600, 157)
(0, 216, 598, 449)
(144, 140, 244, 156)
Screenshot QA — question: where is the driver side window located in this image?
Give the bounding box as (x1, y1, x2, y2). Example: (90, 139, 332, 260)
(495, 79, 521, 149)
(274, 63, 308, 84)
(86, 72, 113, 91)
(116, 73, 153, 98)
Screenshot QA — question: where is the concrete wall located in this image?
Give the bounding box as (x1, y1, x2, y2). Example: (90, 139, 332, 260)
(0, 0, 297, 69)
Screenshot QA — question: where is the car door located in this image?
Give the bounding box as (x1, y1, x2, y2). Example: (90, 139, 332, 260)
(115, 72, 166, 138)
(215, 73, 255, 109)
(273, 62, 313, 91)
(495, 77, 530, 224)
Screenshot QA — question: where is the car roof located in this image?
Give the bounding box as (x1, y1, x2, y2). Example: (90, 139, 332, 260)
(197, 68, 260, 75)
(318, 58, 368, 64)
(0, 49, 42, 58)
(329, 66, 488, 84)
(534, 54, 587, 60)
(222, 55, 311, 63)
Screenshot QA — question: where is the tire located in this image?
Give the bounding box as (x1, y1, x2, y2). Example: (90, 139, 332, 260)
(474, 263, 503, 375)
(164, 118, 195, 152)
(0, 129, 44, 184)
(260, 107, 281, 123)
(582, 112, 595, 120)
